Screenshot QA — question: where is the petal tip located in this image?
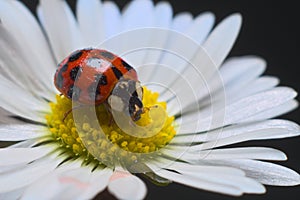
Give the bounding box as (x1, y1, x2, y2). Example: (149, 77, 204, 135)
(231, 13, 243, 23)
(226, 13, 243, 31)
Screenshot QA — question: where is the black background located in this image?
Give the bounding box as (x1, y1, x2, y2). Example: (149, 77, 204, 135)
(18, 0, 300, 199)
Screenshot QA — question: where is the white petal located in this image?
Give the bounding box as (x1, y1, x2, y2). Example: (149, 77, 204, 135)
(186, 12, 215, 44)
(166, 147, 287, 162)
(0, 1, 57, 97)
(203, 14, 242, 68)
(173, 119, 300, 151)
(0, 26, 33, 91)
(100, 1, 154, 67)
(156, 14, 242, 113)
(0, 80, 47, 122)
(114, 1, 193, 73)
(146, 37, 216, 115)
(8, 139, 39, 149)
(149, 160, 245, 176)
(1, 1, 56, 72)
(146, 12, 215, 94)
(155, 12, 193, 73)
(122, 0, 154, 31)
(0, 164, 25, 174)
(163, 14, 241, 114)
(208, 159, 300, 186)
(187, 120, 299, 150)
(38, 0, 83, 62)
(171, 12, 193, 32)
(153, 168, 243, 196)
(0, 123, 46, 141)
(155, 161, 265, 194)
(0, 147, 51, 166)
(0, 24, 56, 101)
(20, 171, 66, 200)
(0, 188, 24, 200)
(77, 168, 113, 200)
(0, 110, 19, 124)
(178, 87, 298, 133)
(102, 1, 122, 40)
(0, 156, 59, 193)
(225, 87, 297, 124)
(116, 0, 155, 67)
(0, 75, 48, 122)
(153, 1, 173, 28)
(161, 15, 242, 113)
(149, 12, 192, 65)
(76, 0, 105, 46)
(242, 99, 298, 122)
(227, 76, 279, 104)
(143, 39, 200, 101)
(220, 56, 266, 87)
(22, 166, 112, 200)
(196, 56, 267, 107)
(0, 74, 46, 107)
(180, 99, 298, 135)
(108, 171, 146, 200)
(138, 2, 173, 82)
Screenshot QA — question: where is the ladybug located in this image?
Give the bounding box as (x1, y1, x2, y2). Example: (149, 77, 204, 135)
(54, 48, 144, 121)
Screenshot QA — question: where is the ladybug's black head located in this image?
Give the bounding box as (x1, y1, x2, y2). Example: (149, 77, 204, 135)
(108, 79, 144, 122)
(128, 94, 144, 121)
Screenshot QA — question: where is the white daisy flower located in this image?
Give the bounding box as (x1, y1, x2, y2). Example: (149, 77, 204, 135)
(0, 0, 299, 199)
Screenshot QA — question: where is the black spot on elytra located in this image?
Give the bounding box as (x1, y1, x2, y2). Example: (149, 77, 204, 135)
(100, 51, 114, 60)
(67, 85, 81, 101)
(111, 66, 123, 80)
(55, 71, 64, 89)
(61, 63, 68, 71)
(68, 51, 83, 62)
(70, 66, 82, 81)
(94, 74, 107, 85)
(121, 60, 133, 71)
(87, 74, 108, 100)
(55, 64, 68, 89)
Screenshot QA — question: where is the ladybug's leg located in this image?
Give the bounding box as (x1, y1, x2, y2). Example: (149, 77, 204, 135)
(63, 105, 85, 122)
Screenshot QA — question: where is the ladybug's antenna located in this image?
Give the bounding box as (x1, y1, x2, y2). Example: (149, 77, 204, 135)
(142, 105, 159, 113)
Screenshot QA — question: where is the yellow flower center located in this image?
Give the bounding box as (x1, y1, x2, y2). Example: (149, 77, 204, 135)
(45, 87, 176, 170)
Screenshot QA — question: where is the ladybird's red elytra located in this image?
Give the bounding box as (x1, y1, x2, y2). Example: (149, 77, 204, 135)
(54, 48, 138, 105)
(54, 48, 144, 121)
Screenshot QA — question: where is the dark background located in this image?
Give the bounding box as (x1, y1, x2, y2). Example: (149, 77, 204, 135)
(18, 0, 300, 199)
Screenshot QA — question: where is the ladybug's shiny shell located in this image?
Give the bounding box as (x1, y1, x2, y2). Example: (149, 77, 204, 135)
(54, 48, 138, 105)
